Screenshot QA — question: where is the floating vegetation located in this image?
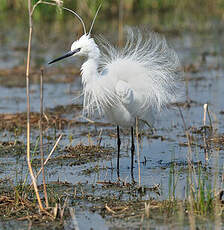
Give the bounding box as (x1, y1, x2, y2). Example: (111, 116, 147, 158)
(54, 144, 115, 166)
(208, 134, 224, 150)
(0, 141, 26, 156)
(0, 112, 77, 131)
(0, 192, 54, 221)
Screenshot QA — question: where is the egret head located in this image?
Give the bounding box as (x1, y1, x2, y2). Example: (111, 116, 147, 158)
(48, 34, 99, 65)
(70, 34, 100, 58)
(48, 5, 101, 65)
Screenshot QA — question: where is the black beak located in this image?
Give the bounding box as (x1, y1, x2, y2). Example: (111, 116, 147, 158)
(48, 48, 80, 65)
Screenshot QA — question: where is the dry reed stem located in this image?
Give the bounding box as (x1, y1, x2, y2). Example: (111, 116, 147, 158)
(207, 105, 213, 130)
(97, 128, 103, 146)
(136, 117, 141, 187)
(178, 106, 198, 205)
(188, 199, 196, 230)
(203, 104, 209, 162)
(27, 2, 63, 196)
(203, 103, 207, 126)
(27, 220, 32, 230)
(69, 207, 80, 230)
(31, 0, 61, 15)
(105, 203, 116, 214)
(26, 0, 43, 211)
(185, 74, 190, 103)
(31, 0, 42, 15)
(35, 133, 63, 179)
(178, 107, 194, 164)
(214, 149, 221, 230)
(39, 1, 60, 9)
(212, 114, 221, 228)
(144, 202, 150, 218)
(40, 69, 49, 208)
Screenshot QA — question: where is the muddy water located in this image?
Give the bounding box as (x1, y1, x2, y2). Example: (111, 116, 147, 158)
(0, 12, 224, 229)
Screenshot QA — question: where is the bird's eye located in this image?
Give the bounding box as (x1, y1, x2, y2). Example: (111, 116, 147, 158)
(76, 48, 81, 52)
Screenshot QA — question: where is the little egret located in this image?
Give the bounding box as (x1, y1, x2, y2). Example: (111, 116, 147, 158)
(48, 8, 181, 179)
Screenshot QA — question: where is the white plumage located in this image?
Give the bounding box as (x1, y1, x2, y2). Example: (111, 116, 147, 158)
(48, 14, 182, 178)
(69, 28, 181, 128)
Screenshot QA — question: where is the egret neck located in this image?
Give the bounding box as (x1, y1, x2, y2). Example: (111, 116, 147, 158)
(81, 56, 100, 85)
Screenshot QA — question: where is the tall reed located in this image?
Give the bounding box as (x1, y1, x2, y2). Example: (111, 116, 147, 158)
(26, 0, 43, 211)
(26, 0, 63, 211)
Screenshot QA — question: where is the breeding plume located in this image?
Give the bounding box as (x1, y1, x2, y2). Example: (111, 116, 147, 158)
(49, 8, 181, 179)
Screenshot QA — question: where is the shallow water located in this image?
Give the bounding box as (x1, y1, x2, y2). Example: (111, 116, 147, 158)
(0, 10, 224, 230)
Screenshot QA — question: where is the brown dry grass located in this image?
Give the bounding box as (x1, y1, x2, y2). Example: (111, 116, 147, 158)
(0, 112, 77, 131)
(0, 192, 53, 221)
(52, 144, 114, 166)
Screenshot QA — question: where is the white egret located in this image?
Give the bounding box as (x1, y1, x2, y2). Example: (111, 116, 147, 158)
(48, 7, 181, 179)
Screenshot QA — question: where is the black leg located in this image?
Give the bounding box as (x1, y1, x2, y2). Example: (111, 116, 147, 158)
(131, 127, 135, 179)
(117, 126, 121, 179)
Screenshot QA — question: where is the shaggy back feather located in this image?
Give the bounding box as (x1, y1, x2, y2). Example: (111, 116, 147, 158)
(97, 27, 182, 112)
(82, 27, 182, 118)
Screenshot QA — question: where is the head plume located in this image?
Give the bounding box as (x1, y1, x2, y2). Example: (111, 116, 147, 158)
(88, 3, 102, 35)
(62, 3, 102, 36)
(62, 7, 87, 34)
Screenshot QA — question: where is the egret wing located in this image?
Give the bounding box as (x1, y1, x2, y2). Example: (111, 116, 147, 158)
(115, 79, 155, 126)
